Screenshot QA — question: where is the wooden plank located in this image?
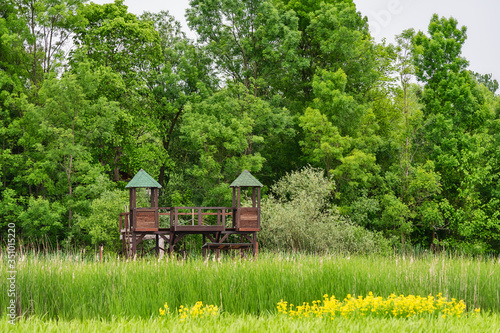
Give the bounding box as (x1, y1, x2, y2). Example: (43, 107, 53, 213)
(232, 187, 236, 209)
(257, 187, 261, 229)
(173, 206, 232, 210)
(134, 228, 158, 232)
(129, 188, 136, 230)
(173, 212, 231, 216)
(172, 225, 225, 232)
(175, 207, 178, 227)
(236, 187, 241, 229)
(238, 228, 260, 232)
(202, 243, 253, 250)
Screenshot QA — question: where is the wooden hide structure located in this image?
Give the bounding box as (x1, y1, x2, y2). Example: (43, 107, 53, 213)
(120, 169, 263, 258)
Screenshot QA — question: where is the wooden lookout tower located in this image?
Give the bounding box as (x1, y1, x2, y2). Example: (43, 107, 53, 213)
(230, 170, 263, 232)
(120, 169, 167, 256)
(126, 169, 161, 232)
(119, 169, 263, 258)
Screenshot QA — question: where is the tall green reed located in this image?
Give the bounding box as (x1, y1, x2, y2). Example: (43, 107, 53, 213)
(1, 252, 498, 320)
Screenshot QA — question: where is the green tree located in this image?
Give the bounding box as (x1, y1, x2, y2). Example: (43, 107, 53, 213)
(77, 189, 128, 251)
(414, 15, 498, 251)
(71, 1, 164, 181)
(179, 83, 293, 206)
(140, 11, 216, 189)
(472, 72, 498, 94)
(187, 0, 302, 96)
(8, 0, 85, 90)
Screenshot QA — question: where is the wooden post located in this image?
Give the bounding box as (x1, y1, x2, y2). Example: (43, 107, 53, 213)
(232, 187, 236, 228)
(132, 232, 137, 257)
(129, 188, 136, 230)
(232, 187, 236, 208)
(150, 188, 158, 208)
(253, 232, 258, 257)
(174, 207, 178, 228)
(257, 187, 261, 229)
(151, 187, 159, 229)
(252, 188, 256, 208)
(236, 187, 241, 230)
(156, 234, 159, 257)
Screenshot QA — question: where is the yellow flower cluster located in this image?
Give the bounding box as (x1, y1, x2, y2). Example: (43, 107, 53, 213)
(277, 292, 480, 319)
(159, 301, 219, 321)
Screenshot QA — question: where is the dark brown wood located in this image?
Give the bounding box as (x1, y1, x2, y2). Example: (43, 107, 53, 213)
(174, 207, 178, 227)
(202, 243, 253, 250)
(134, 209, 158, 231)
(173, 225, 224, 232)
(232, 187, 236, 209)
(219, 233, 230, 243)
(120, 177, 262, 258)
(239, 207, 259, 230)
(257, 188, 261, 229)
(236, 187, 241, 229)
(132, 232, 136, 255)
(129, 188, 136, 230)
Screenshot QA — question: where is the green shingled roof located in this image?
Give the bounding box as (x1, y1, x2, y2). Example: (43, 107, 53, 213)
(125, 169, 162, 188)
(230, 170, 263, 187)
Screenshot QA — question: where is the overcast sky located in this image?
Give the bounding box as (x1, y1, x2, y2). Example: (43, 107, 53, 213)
(93, 0, 500, 82)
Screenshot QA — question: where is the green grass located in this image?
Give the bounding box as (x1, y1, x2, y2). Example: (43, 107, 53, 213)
(1, 251, 499, 321)
(2, 313, 500, 333)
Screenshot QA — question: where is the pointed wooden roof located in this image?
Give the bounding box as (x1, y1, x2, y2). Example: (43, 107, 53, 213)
(230, 170, 263, 187)
(125, 169, 162, 188)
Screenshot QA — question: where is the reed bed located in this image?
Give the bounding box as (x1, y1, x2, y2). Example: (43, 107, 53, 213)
(0, 252, 499, 320)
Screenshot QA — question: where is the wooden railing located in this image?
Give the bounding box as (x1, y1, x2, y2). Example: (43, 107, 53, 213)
(120, 207, 234, 232)
(119, 212, 129, 232)
(170, 207, 232, 231)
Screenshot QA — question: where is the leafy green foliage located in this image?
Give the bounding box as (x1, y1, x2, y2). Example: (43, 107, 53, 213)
(19, 196, 65, 244)
(0, 1, 499, 253)
(77, 190, 128, 250)
(260, 167, 389, 253)
(413, 15, 499, 251)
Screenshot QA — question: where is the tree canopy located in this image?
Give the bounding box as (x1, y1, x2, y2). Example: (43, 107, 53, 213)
(1, 0, 499, 254)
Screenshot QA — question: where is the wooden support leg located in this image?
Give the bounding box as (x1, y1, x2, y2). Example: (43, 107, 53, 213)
(168, 233, 174, 256)
(122, 232, 126, 256)
(132, 233, 137, 257)
(156, 234, 159, 257)
(253, 232, 258, 257)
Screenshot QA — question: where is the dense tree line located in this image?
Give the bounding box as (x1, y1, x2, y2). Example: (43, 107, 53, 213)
(1, 0, 499, 253)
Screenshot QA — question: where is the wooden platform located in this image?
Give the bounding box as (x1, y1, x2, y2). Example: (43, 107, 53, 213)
(202, 243, 253, 250)
(201, 242, 256, 259)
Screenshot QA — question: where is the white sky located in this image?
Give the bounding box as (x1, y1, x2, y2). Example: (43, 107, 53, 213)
(92, 0, 500, 82)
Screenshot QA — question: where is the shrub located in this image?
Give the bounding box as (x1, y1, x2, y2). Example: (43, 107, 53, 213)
(259, 167, 389, 254)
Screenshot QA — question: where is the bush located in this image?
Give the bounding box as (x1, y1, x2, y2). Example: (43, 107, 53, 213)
(19, 196, 65, 245)
(77, 190, 128, 251)
(259, 167, 389, 254)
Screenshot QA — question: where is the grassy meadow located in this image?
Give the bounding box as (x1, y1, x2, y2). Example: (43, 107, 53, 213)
(1, 251, 500, 331)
